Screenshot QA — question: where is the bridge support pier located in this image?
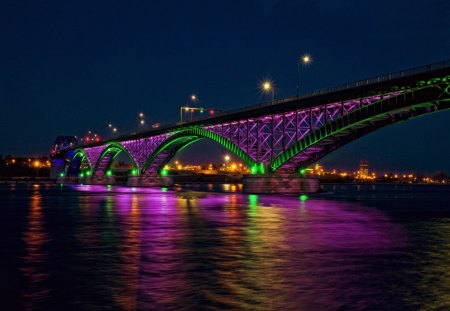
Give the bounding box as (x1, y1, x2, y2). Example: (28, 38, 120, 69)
(50, 159, 66, 179)
(243, 174, 319, 194)
(84, 175, 116, 185)
(127, 175, 174, 187)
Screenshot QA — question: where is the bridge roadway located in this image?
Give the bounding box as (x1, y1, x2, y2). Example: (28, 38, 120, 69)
(52, 60, 450, 193)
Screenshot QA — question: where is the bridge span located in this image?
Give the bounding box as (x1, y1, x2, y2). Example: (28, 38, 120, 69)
(51, 60, 450, 193)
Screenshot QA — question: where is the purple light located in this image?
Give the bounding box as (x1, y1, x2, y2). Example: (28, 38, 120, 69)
(78, 92, 401, 175)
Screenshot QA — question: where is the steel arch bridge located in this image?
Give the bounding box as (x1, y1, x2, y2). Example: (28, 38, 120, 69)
(56, 61, 450, 179)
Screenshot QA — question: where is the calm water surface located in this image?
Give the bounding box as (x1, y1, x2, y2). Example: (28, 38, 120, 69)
(1, 183, 450, 310)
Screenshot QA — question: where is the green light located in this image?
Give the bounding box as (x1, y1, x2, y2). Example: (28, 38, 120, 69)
(299, 169, 306, 175)
(258, 163, 265, 174)
(251, 165, 258, 174)
(79, 172, 84, 178)
(161, 187, 168, 192)
(248, 194, 258, 216)
(249, 194, 258, 208)
(86, 170, 91, 176)
(106, 170, 112, 176)
(160, 169, 168, 176)
(131, 169, 138, 176)
(140, 128, 258, 175)
(299, 194, 308, 201)
(200, 109, 204, 113)
(59, 172, 65, 177)
(93, 142, 139, 178)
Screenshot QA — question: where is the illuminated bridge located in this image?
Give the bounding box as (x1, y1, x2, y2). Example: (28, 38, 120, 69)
(52, 60, 450, 193)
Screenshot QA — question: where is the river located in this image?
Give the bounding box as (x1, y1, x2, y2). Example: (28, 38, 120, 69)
(1, 183, 449, 310)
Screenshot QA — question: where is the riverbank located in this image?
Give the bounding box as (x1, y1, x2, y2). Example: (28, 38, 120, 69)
(0, 177, 54, 184)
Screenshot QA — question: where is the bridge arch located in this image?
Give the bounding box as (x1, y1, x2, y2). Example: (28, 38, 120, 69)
(141, 128, 259, 175)
(66, 148, 91, 176)
(270, 86, 450, 172)
(93, 142, 139, 175)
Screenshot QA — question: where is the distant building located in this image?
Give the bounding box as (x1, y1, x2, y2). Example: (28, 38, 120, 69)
(358, 160, 369, 177)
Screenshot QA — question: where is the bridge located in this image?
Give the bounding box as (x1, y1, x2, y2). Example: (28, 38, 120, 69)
(51, 60, 450, 193)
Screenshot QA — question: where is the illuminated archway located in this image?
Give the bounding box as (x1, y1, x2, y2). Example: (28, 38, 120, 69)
(92, 142, 139, 175)
(141, 128, 260, 175)
(66, 149, 91, 176)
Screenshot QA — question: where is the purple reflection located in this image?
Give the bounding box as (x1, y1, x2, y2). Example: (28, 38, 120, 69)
(55, 186, 411, 309)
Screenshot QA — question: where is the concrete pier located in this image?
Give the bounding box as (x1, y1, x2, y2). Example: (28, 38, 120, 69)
(127, 175, 174, 187)
(84, 175, 116, 185)
(242, 174, 319, 194)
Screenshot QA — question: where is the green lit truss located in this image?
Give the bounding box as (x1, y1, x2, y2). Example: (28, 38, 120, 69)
(73, 75, 450, 176)
(270, 82, 450, 172)
(93, 141, 139, 175)
(141, 128, 259, 175)
(67, 148, 91, 176)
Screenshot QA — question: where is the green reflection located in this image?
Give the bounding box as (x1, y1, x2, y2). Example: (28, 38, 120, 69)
(248, 194, 258, 217)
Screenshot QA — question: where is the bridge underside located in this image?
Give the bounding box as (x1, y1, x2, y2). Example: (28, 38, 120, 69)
(272, 87, 450, 172)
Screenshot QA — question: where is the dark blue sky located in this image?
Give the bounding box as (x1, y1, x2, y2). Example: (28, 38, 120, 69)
(1, 0, 449, 172)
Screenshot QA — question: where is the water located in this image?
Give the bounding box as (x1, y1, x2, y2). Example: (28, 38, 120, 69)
(1, 183, 450, 310)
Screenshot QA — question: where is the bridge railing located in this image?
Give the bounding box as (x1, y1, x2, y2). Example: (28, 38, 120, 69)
(75, 59, 450, 147)
(196, 59, 450, 120)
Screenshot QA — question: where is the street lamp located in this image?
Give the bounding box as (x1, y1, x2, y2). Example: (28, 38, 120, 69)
(136, 112, 146, 131)
(180, 94, 197, 123)
(108, 123, 118, 137)
(297, 54, 312, 97)
(224, 155, 231, 172)
(261, 80, 274, 102)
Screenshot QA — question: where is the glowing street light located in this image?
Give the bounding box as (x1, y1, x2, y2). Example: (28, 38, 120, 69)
(136, 112, 146, 131)
(180, 94, 198, 122)
(261, 79, 274, 102)
(297, 53, 312, 97)
(108, 123, 118, 137)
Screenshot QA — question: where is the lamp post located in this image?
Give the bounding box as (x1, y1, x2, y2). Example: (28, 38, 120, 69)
(180, 94, 197, 123)
(261, 80, 274, 103)
(136, 112, 145, 132)
(224, 155, 231, 171)
(108, 123, 118, 137)
(297, 54, 311, 97)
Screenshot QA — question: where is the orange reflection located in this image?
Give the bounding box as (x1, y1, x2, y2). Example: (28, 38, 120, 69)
(22, 191, 50, 308)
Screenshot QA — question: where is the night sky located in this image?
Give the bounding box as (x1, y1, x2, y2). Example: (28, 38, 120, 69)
(1, 0, 449, 173)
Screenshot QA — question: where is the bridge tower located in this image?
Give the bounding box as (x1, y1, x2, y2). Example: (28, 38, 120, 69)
(50, 136, 78, 180)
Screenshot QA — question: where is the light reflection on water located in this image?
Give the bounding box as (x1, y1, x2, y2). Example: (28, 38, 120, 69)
(1, 183, 450, 310)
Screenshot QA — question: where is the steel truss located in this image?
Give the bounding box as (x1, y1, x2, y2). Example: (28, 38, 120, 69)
(67, 73, 450, 176)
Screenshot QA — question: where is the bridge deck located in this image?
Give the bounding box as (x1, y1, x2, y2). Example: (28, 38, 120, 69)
(84, 59, 450, 147)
